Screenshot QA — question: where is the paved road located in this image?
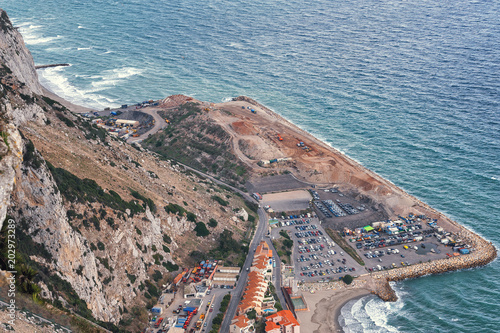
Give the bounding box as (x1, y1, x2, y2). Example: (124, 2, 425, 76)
(148, 160, 286, 332)
(127, 107, 168, 144)
(219, 206, 270, 332)
(0, 299, 73, 332)
(266, 239, 287, 307)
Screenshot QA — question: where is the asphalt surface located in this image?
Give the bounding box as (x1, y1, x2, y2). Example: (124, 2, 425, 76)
(127, 107, 168, 143)
(219, 206, 269, 332)
(266, 239, 287, 307)
(143, 159, 286, 332)
(246, 174, 309, 194)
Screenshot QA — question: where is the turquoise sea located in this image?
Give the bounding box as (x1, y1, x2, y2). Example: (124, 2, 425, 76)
(3, 0, 499, 331)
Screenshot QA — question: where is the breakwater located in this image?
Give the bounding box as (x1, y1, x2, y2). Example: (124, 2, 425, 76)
(35, 63, 69, 69)
(297, 226, 496, 303)
(372, 227, 497, 301)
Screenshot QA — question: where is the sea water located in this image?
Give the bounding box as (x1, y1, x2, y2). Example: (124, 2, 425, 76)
(3, 0, 500, 331)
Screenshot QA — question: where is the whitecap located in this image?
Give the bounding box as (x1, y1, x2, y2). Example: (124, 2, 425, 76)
(77, 47, 93, 51)
(37, 66, 120, 110)
(22, 31, 62, 45)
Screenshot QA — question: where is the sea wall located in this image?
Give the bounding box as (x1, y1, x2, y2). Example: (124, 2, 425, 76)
(372, 227, 497, 301)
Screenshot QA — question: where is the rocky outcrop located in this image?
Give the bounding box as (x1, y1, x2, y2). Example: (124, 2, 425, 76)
(0, 10, 42, 95)
(10, 141, 112, 320)
(0, 123, 22, 230)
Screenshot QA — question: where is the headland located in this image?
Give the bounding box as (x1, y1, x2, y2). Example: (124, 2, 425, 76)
(74, 93, 497, 332)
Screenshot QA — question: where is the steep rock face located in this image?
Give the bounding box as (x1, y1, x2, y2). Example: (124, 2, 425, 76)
(0, 9, 46, 228)
(0, 123, 22, 230)
(0, 9, 255, 328)
(0, 9, 42, 95)
(10, 142, 112, 321)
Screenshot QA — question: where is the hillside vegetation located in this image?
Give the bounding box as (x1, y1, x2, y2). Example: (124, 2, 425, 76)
(143, 102, 249, 188)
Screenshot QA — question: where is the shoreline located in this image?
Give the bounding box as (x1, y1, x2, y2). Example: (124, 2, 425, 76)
(37, 88, 497, 328)
(296, 280, 373, 333)
(335, 293, 374, 333)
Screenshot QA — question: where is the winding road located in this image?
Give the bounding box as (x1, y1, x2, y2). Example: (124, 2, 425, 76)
(169, 161, 286, 332)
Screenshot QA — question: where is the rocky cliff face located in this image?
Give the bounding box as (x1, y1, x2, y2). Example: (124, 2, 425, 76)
(0, 9, 254, 328)
(0, 10, 42, 95)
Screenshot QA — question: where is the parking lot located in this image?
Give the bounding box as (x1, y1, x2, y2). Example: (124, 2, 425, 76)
(348, 217, 453, 273)
(270, 211, 461, 284)
(271, 216, 363, 283)
(310, 188, 388, 230)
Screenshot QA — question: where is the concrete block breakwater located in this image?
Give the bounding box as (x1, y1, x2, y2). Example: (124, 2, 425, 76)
(373, 228, 497, 301)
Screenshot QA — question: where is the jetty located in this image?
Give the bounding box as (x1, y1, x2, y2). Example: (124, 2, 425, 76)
(35, 63, 69, 69)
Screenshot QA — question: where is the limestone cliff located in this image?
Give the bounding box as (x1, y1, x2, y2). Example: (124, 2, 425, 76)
(0, 9, 255, 330)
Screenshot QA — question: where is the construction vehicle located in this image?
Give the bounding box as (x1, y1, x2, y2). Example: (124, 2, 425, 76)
(165, 118, 170, 123)
(277, 134, 283, 141)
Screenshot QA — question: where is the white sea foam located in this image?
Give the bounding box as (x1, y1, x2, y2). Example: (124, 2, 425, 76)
(14, 21, 62, 45)
(340, 283, 405, 333)
(77, 47, 92, 51)
(228, 42, 244, 49)
(221, 96, 234, 103)
(87, 67, 143, 91)
(37, 66, 119, 109)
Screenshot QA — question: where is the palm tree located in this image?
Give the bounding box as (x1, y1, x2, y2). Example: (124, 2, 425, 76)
(16, 263, 41, 301)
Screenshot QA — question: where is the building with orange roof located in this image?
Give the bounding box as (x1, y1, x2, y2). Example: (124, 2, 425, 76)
(265, 320, 281, 333)
(265, 310, 300, 333)
(230, 314, 254, 333)
(234, 240, 278, 322)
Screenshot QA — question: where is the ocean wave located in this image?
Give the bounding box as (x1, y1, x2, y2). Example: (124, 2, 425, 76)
(88, 67, 143, 90)
(339, 283, 406, 333)
(14, 21, 62, 45)
(221, 96, 234, 102)
(37, 66, 119, 109)
(77, 47, 93, 51)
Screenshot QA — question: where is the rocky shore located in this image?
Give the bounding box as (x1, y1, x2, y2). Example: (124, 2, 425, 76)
(372, 226, 497, 301)
(297, 225, 496, 305)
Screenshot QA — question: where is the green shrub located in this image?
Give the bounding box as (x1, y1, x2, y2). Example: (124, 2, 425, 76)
(163, 234, 172, 244)
(126, 272, 137, 284)
(186, 211, 197, 223)
(130, 189, 156, 213)
(47, 162, 144, 215)
(162, 261, 179, 272)
(194, 222, 209, 237)
(342, 274, 354, 285)
(208, 218, 218, 228)
(211, 195, 229, 206)
(164, 203, 186, 216)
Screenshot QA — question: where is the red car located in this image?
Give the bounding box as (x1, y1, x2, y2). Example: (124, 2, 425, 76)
(155, 318, 163, 328)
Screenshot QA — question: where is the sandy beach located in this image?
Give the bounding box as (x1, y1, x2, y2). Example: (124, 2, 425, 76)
(297, 286, 372, 333)
(41, 86, 95, 114)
